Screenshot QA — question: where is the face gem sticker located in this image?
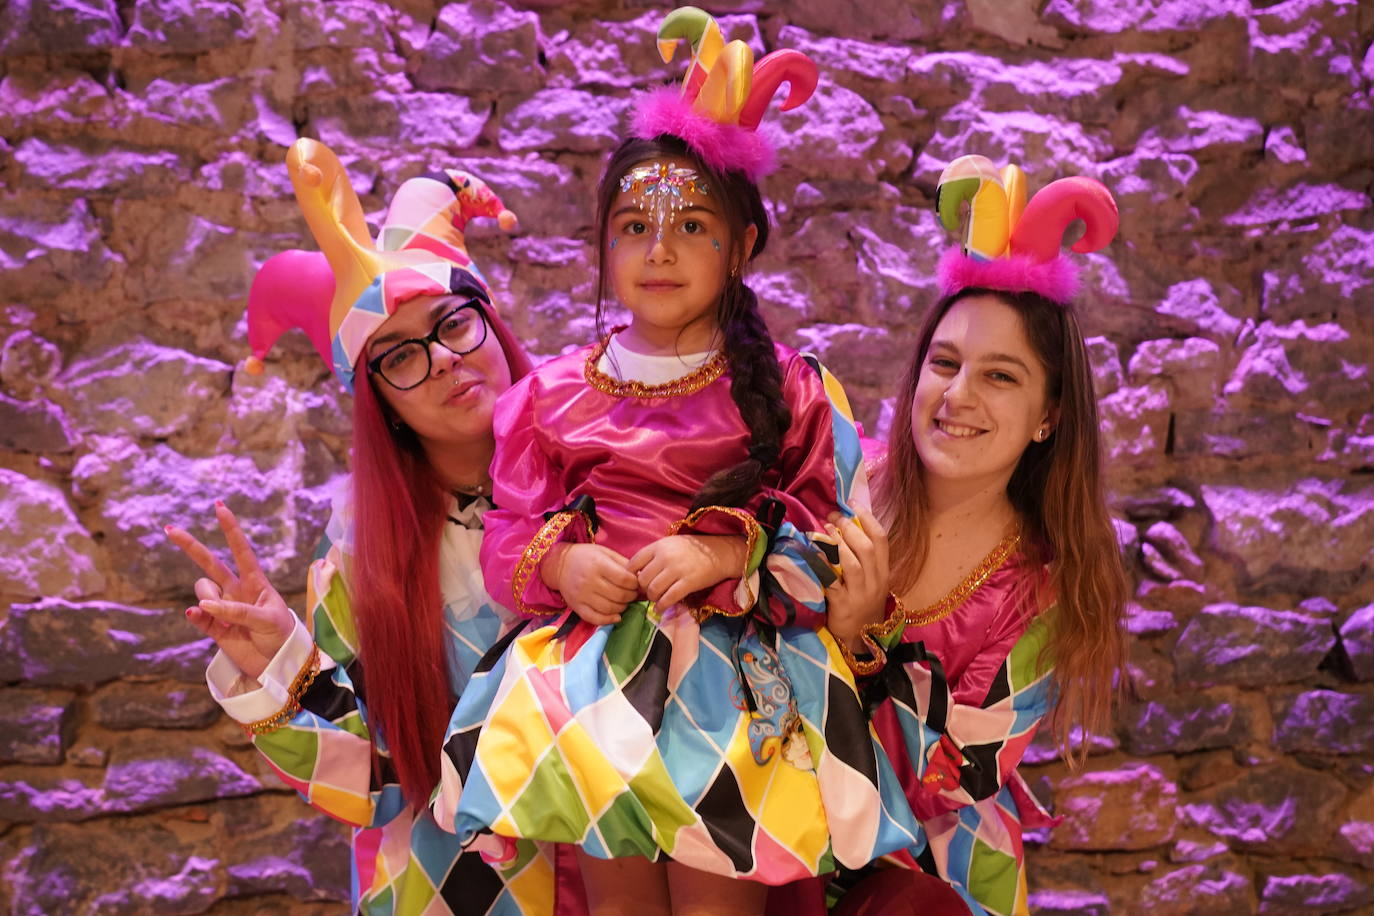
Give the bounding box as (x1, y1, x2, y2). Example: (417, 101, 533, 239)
(619, 162, 710, 240)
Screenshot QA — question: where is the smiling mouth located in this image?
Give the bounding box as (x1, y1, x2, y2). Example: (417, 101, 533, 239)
(934, 418, 986, 438)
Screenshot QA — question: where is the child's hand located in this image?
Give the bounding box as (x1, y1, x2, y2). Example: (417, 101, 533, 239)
(628, 534, 746, 610)
(824, 507, 890, 652)
(543, 543, 639, 625)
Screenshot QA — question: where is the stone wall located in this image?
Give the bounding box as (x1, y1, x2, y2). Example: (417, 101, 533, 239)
(1, 0, 1371, 913)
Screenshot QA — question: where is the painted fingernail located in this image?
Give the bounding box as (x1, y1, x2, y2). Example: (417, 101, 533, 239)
(214, 500, 225, 509)
(164, 525, 174, 535)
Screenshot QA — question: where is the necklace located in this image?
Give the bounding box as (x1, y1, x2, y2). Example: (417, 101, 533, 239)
(898, 529, 1022, 628)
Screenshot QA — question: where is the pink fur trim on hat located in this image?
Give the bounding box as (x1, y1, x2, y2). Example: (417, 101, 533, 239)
(632, 87, 777, 181)
(937, 246, 1081, 303)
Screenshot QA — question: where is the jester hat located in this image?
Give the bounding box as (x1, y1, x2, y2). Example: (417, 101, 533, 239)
(245, 138, 518, 391)
(632, 6, 820, 181)
(935, 154, 1119, 304)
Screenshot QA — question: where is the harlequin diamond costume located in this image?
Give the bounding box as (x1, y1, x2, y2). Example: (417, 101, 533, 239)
(210, 138, 578, 915)
(431, 6, 921, 886)
(835, 154, 1120, 916)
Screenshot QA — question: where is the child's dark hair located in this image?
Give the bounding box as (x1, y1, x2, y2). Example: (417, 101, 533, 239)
(593, 134, 791, 511)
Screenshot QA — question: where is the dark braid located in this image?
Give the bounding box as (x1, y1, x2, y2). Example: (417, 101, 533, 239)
(593, 134, 793, 511)
(690, 276, 791, 509)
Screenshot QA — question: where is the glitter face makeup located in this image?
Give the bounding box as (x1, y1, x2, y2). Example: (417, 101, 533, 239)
(619, 162, 710, 240)
(711, 238, 722, 251)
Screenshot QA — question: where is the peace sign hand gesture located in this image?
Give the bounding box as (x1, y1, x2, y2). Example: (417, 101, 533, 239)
(165, 502, 297, 681)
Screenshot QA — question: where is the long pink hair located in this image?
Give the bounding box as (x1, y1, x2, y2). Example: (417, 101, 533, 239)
(349, 306, 532, 808)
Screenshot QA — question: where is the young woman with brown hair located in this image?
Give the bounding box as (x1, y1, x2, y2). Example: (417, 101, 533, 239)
(824, 156, 1130, 916)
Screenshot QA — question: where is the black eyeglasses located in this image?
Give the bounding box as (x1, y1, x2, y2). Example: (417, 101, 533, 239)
(366, 300, 490, 391)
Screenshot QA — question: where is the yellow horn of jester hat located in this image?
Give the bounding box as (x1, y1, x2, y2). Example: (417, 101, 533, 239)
(244, 139, 518, 391)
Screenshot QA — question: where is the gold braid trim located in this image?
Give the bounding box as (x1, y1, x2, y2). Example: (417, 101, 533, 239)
(667, 506, 762, 621)
(512, 510, 592, 617)
(864, 531, 1022, 644)
(837, 631, 885, 677)
(584, 333, 727, 399)
(242, 644, 322, 736)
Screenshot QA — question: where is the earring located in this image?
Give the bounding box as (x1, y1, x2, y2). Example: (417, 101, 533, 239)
(1035, 427, 1048, 441)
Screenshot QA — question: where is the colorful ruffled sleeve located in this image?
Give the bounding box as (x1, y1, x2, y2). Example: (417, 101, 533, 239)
(205, 518, 411, 829)
(479, 371, 595, 618)
(874, 611, 1057, 819)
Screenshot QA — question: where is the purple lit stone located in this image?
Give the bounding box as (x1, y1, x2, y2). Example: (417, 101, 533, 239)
(93, 681, 221, 731)
(225, 815, 351, 901)
(1043, 0, 1246, 33)
(1173, 604, 1332, 687)
(1263, 225, 1374, 319)
(125, 0, 248, 53)
(0, 0, 122, 55)
(415, 0, 544, 94)
(1096, 383, 1170, 464)
(60, 339, 231, 439)
(1122, 486, 1196, 521)
(1172, 410, 1324, 461)
(7, 821, 223, 913)
(1100, 151, 1200, 234)
(103, 741, 260, 813)
(0, 688, 75, 765)
(0, 599, 213, 686)
(15, 138, 187, 196)
(0, 70, 112, 134)
(775, 82, 885, 180)
(0, 194, 114, 295)
(1151, 278, 1243, 342)
(71, 436, 332, 596)
(313, 92, 489, 152)
(793, 323, 916, 389)
(1051, 763, 1177, 851)
(1223, 181, 1370, 227)
(1271, 690, 1374, 756)
(919, 103, 1109, 179)
(499, 88, 629, 154)
(1180, 764, 1346, 854)
(785, 0, 954, 41)
(0, 393, 74, 453)
(1338, 604, 1374, 681)
(1265, 125, 1307, 164)
(543, 11, 679, 90)
(1122, 691, 1255, 756)
(1141, 522, 1205, 580)
(281, 0, 389, 52)
(1025, 889, 1109, 916)
(1225, 318, 1369, 408)
(1201, 480, 1374, 590)
(778, 26, 912, 85)
(1260, 872, 1374, 915)
(1137, 106, 1263, 154)
(0, 773, 106, 821)
(452, 155, 587, 237)
(1128, 338, 1220, 410)
(0, 471, 104, 599)
(1141, 864, 1254, 914)
(1085, 337, 1122, 396)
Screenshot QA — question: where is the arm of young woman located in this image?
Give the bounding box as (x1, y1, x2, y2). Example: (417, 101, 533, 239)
(168, 503, 411, 829)
(876, 610, 1056, 819)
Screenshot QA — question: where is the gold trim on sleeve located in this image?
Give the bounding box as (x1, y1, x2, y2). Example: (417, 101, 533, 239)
(243, 644, 323, 736)
(512, 510, 591, 617)
(668, 505, 763, 618)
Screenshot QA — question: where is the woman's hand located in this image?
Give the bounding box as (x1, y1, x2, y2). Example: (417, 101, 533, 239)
(542, 542, 639, 626)
(824, 507, 891, 652)
(165, 502, 296, 680)
(629, 534, 747, 611)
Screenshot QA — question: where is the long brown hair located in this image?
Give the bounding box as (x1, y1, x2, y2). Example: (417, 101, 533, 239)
(875, 286, 1128, 765)
(350, 301, 533, 808)
(593, 134, 791, 510)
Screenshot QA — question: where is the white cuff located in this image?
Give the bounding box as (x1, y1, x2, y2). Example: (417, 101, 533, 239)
(205, 617, 335, 725)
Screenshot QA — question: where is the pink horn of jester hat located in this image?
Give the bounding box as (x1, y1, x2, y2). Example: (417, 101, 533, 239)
(935, 154, 1119, 304)
(244, 138, 518, 391)
(631, 5, 820, 181)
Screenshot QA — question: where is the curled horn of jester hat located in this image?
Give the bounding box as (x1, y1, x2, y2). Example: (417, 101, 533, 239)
(934, 154, 1119, 304)
(244, 138, 518, 391)
(631, 5, 819, 181)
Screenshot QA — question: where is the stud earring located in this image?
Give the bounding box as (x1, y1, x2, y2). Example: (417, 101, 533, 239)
(1035, 427, 1048, 441)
